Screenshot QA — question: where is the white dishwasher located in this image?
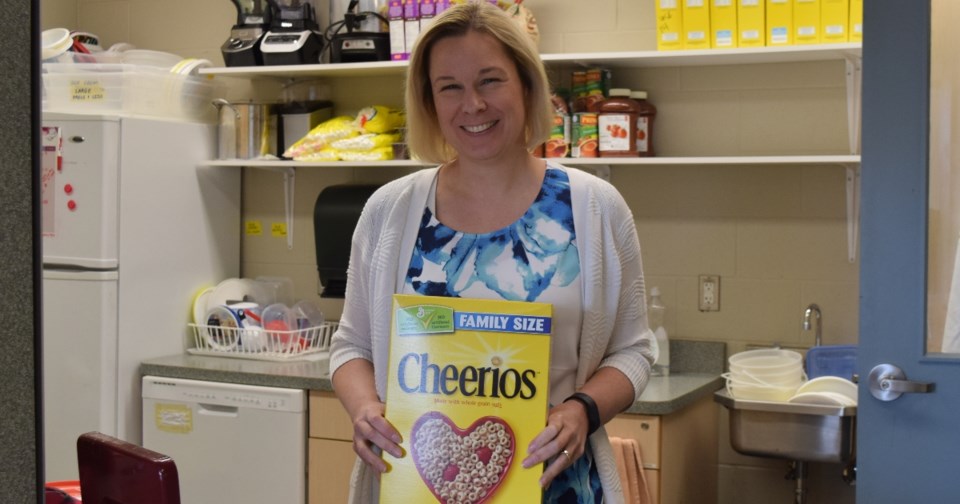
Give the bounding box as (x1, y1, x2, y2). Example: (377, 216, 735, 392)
(141, 376, 306, 504)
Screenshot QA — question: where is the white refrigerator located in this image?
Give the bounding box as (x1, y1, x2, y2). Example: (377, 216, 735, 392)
(40, 113, 240, 482)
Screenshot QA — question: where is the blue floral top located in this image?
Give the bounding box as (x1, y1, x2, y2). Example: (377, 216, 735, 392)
(404, 167, 603, 503)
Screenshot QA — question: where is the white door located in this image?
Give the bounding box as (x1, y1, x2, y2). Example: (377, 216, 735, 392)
(42, 269, 119, 482)
(857, 1, 960, 501)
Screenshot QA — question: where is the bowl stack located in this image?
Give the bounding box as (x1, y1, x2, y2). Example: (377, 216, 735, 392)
(725, 348, 805, 401)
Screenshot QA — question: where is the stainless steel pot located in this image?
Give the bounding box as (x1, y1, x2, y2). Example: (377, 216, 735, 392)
(213, 99, 277, 160)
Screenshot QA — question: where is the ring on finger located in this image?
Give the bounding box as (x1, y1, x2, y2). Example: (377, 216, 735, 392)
(561, 449, 572, 462)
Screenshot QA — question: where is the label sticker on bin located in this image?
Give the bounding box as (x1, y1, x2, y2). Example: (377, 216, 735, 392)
(69, 78, 106, 102)
(154, 403, 193, 434)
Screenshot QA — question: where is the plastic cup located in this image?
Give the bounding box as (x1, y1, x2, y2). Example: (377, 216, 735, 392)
(261, 303, 298, 351)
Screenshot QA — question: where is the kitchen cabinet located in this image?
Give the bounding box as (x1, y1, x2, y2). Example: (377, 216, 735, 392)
(606, 394, 719, 504)
(201, 43, 863, 260)
(308, 391, 355, 504)
(308, 389, 718, 504)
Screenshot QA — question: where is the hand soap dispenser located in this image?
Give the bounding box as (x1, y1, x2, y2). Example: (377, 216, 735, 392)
(649, 286, 670, 376)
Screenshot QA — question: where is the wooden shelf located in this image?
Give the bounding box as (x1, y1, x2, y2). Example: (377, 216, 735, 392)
(198, 44, 862, 80)
(201, 155, 859, 169)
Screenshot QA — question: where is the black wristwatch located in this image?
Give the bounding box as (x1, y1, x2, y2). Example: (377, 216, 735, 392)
(564, 392, 601, 435)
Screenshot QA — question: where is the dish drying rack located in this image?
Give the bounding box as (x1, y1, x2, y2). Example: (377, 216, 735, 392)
(187, 321, 338, 361)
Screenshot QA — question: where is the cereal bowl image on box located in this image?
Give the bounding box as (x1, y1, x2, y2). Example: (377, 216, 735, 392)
(380, 295, 552, 504)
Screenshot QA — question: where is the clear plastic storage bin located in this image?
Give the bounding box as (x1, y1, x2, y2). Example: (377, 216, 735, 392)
(42, 62, 220, 121)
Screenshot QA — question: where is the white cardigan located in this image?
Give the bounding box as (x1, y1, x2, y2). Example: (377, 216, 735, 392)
(330, 164, 655, 504)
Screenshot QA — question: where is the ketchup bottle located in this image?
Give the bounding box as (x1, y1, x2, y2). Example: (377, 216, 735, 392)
(630, 90, 657, 157)
(598, 88, 639, 157)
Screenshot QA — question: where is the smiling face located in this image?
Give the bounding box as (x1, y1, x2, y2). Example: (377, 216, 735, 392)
(428, 30, 529, 165)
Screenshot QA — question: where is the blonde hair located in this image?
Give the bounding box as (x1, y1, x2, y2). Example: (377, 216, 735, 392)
(404, 1, 553, 164)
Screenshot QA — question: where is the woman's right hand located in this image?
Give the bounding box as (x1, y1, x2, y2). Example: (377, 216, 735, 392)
(350, 400, 404, 473)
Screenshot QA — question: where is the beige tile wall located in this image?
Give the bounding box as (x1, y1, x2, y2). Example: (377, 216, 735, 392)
(45, 1, 860, 503)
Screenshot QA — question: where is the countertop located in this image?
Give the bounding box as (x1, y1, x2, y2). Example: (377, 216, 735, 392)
(140, 339, 724, 416)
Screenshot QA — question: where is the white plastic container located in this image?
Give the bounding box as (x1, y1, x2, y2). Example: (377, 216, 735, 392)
(649, 286, 670, 376)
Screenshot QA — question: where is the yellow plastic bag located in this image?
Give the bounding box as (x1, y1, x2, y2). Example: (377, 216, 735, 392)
(336, 146, 394, 161)
(331, 132, 402, 151)
(357, 106, 405, 134)
(284, 116, 359, 158)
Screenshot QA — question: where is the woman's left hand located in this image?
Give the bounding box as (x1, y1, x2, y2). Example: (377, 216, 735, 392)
(521, 400, 589, 488)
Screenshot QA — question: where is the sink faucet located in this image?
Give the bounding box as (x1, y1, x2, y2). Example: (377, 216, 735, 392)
(803, 304, 822, 347)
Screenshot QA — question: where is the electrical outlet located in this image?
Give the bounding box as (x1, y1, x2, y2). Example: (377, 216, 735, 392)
(699, 275, 720, 311)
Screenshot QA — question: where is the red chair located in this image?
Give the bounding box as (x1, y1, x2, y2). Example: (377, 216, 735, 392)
(76, 431, 181, 504)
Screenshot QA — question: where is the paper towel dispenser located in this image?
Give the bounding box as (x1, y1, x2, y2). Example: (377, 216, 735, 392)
(313, 184, 381, 298)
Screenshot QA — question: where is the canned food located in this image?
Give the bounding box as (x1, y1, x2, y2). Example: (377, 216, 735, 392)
(545, 113, 570, 158)
(572, 112, 599, 158)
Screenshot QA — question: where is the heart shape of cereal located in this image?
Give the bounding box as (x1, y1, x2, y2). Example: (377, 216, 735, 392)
(410, 412, 515, 504)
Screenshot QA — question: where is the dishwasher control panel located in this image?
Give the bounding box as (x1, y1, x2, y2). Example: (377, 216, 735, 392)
(142, 376, 305, 413)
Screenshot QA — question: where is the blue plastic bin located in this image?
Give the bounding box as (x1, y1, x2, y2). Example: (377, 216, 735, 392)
(805, 344, 857, 380)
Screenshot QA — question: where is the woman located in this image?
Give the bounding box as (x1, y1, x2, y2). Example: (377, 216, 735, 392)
(329, 2, 655, 502)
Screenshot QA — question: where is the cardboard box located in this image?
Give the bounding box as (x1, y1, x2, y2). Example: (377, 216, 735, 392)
(682, 0, 711, 50)
(738, 0, 766, 47)
(820, 0, 849, 43)
(404, 0, 421, 55)
(380, 295, 553, 504)
(849, 0, 863, 42)
(711, 0, 739, 48)
(420, 0, 437, 33)
(388, 0, 406, 60)
(656, 0, 684, 50)
(766, 0, 793, 46)
(793, 0, 820, 44)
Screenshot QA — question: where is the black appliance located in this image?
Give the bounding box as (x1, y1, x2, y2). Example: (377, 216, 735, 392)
(260, 0, 324, 65)
(221, 0, 271, 66)
(313, 184, 381, 298)
(327, 0, 390, 63)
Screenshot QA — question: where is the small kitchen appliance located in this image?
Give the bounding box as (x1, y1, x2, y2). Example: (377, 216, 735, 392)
(221, 0, 271, 66)
(260, 0, 324, 65)
(327, 0, 390, 63)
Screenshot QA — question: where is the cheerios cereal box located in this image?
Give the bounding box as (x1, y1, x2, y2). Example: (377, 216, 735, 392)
(380, 294, 552, 504)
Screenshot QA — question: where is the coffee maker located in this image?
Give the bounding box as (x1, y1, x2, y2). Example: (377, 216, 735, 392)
(260, 0, 324, 65)
(221, 0, 271, 66)
(327, 0, 391, 63)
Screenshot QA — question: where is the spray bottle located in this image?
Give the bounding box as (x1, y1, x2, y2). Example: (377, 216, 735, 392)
(649, 286, 670, 376)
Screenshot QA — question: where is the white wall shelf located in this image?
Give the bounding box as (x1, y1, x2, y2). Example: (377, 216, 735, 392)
(201, 155, 859, 169)
(199, 44, 861, 80)
(201, 43, 863, 262)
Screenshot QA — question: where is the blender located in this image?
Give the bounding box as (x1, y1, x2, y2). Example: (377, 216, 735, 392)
(221, 0, 272, 66)
(260, 0, 324, 65)
(327, 0, 390, 63)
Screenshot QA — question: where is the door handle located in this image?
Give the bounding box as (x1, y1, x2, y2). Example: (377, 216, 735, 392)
(868, 363, 934, 401)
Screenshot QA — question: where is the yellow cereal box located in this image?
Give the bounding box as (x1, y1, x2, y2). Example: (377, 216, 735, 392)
(738, 0, 766, 47)
(820, 0, 849, 43)
(380, 294, 553, 504)
(711, 0, 739, 48)
(793, 0, 820, 45)
(656, 0, 684, 51)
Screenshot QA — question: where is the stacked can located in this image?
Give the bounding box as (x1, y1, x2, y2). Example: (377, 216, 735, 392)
(571, 112, 598, 158)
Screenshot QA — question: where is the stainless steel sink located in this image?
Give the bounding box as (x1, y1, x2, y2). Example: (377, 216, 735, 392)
(714, 389, 857, 463)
